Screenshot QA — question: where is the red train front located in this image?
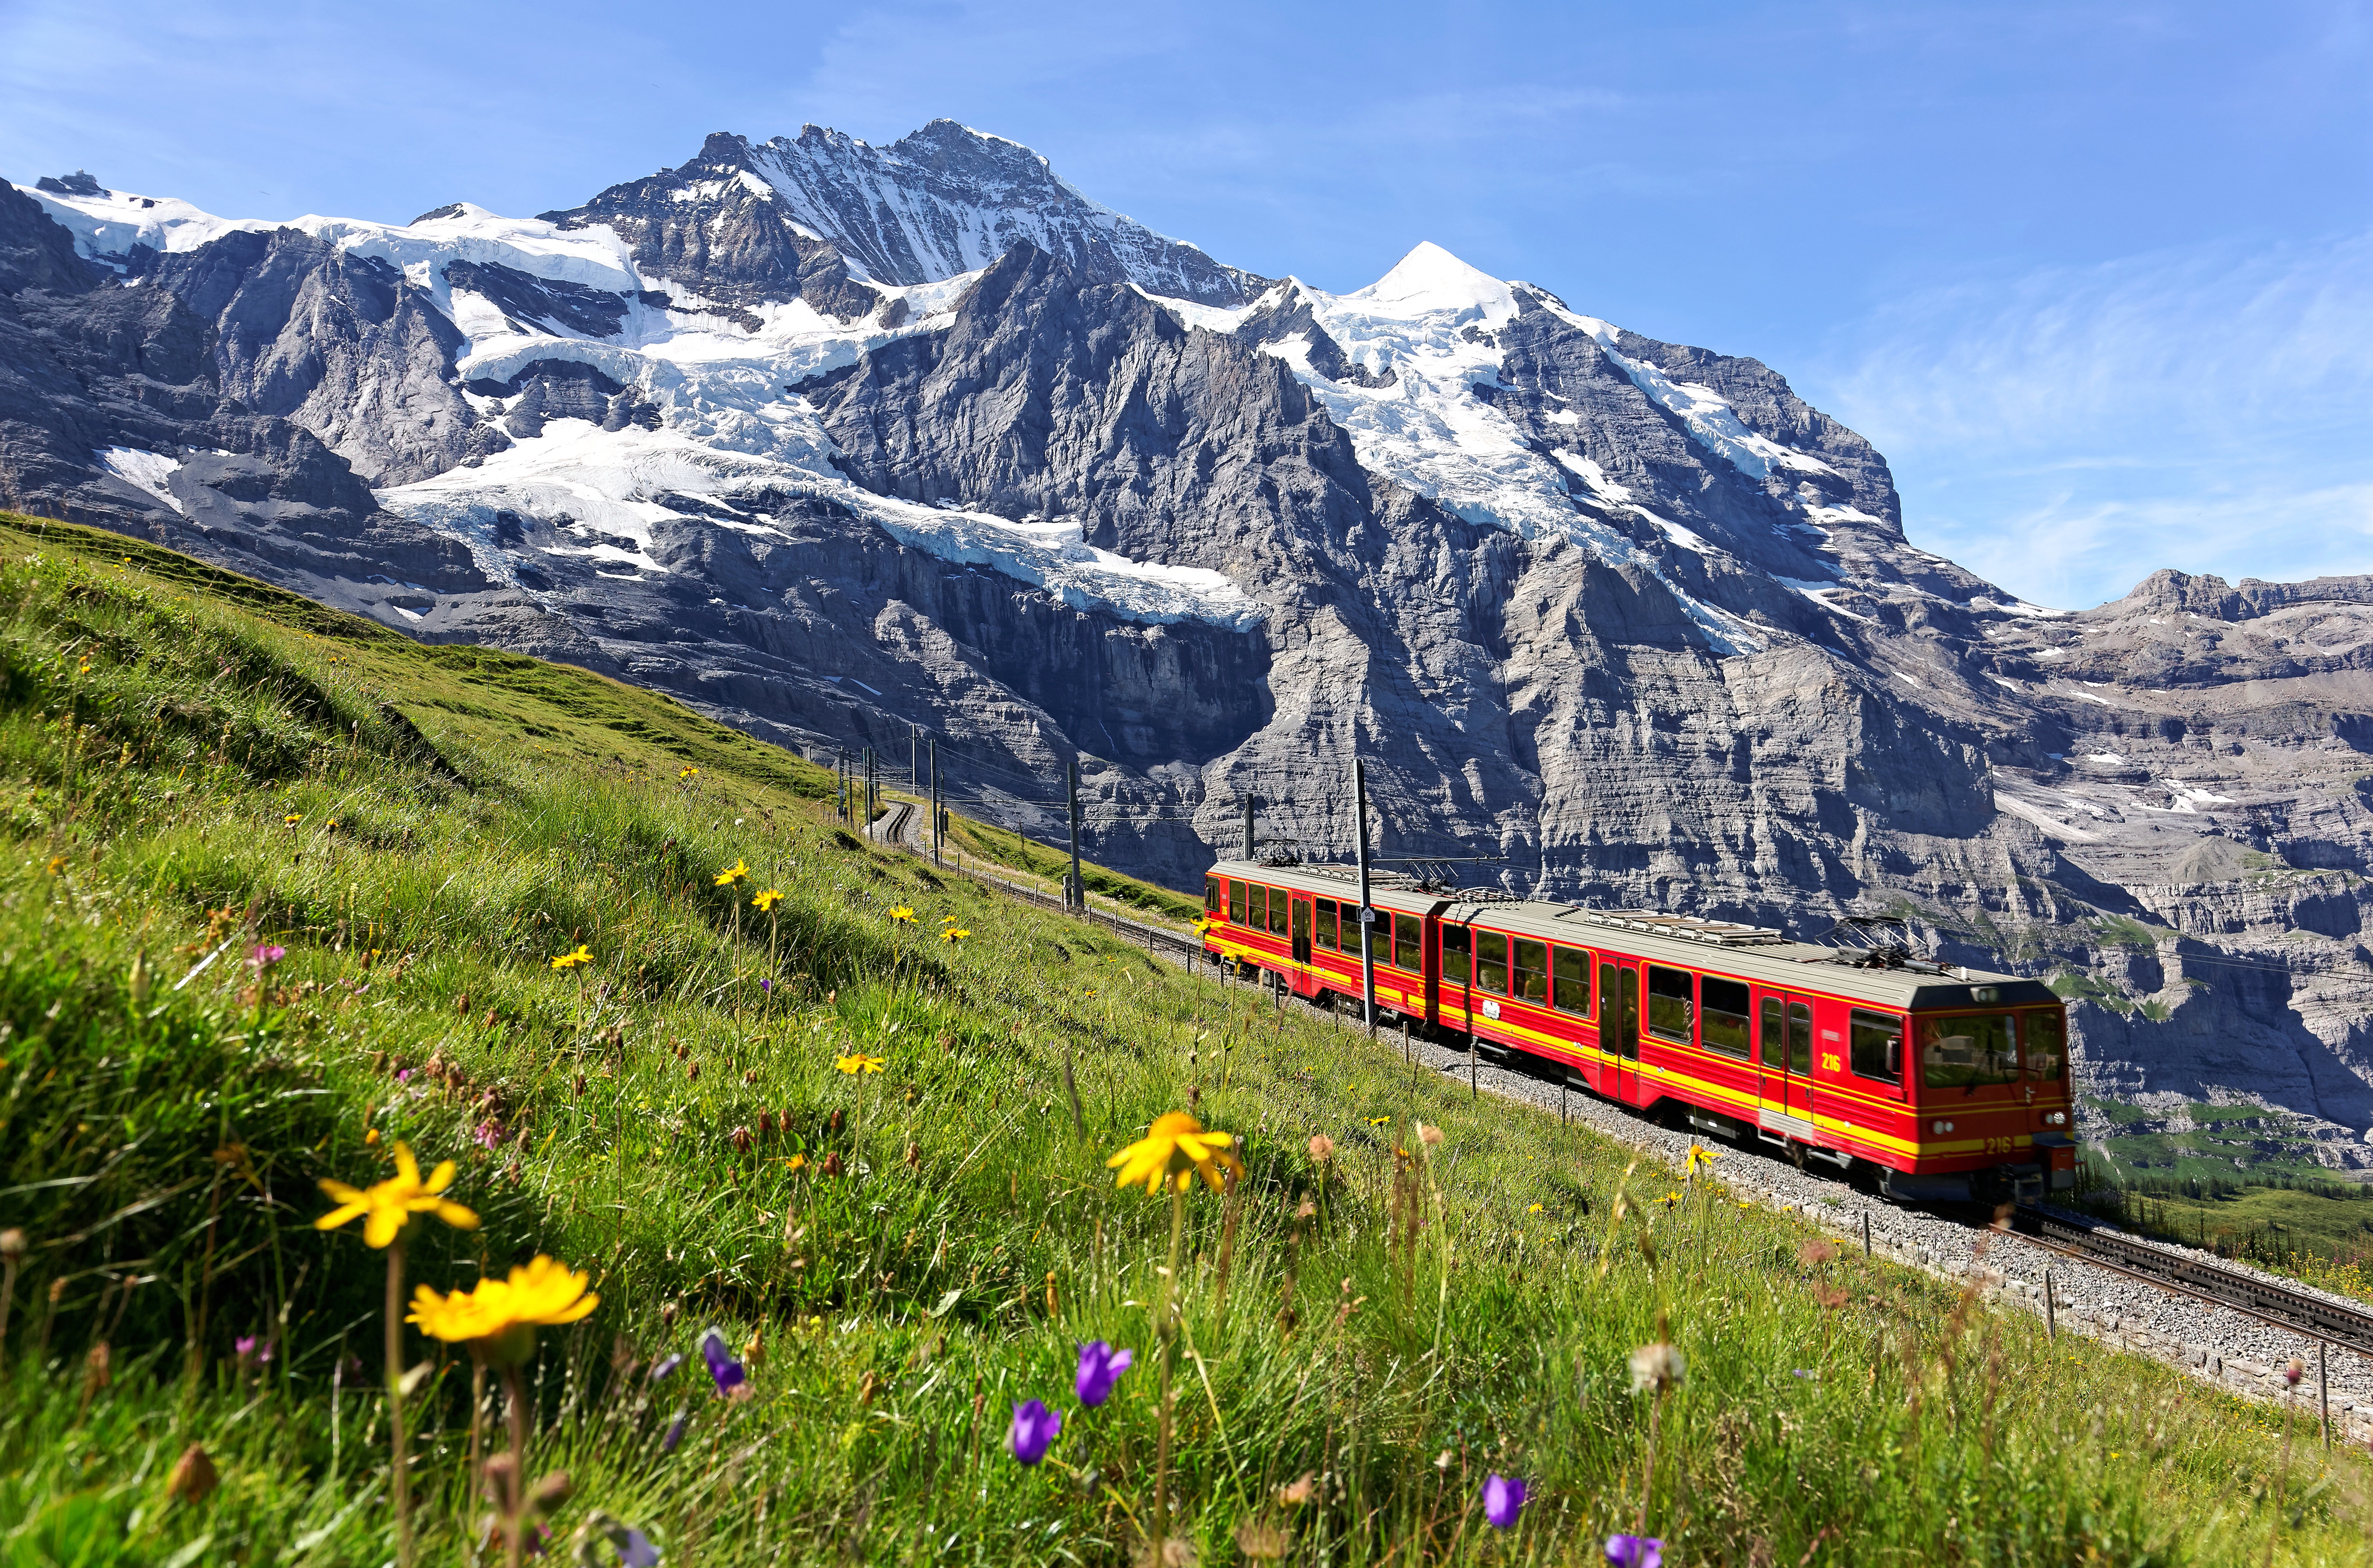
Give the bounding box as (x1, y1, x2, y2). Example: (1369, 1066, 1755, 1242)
(1201, 859, 2074, 1203)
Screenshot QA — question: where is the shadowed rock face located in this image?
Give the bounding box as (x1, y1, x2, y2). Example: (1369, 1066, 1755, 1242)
(6, 136, 2373, 1169)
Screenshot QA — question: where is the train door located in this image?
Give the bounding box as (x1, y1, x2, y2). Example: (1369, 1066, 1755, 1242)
(1600, 960, 1639, 1101)
(1289, 895, 1313, 989)
(1757, 994, 1817, 1132)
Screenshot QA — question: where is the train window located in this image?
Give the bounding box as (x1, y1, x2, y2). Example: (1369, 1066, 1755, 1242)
(1315, 897, 1338, 951)
(1646, 966, 1695, 1044)
(1205, 876, 1221, 913)
(1476, 930, 1509, 994)
(1441, 925, 1471, 986)
(1269, 887, 1289, 936)
(2024, 1010, 2067, 1083)
(1789, 1003, 1812, 1076)
(1247, 884, 1266, 931)
(1701, 976, 1750, 1057)
(1230, 880, 1246, 925)
(1550, 945, 1591, 1015)
(1395, 912, 1424, 972)
(1512, 939, 1548, 1003)
(1760, 996, 1783, 1065)
(1849, 1008, 1903, 1084)
(1919, 1014, 2020, 1089)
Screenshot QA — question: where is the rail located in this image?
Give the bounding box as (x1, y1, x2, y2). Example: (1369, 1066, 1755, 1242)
(867, 800, 1207, 964)
(2015, 1204, 2373, 1355)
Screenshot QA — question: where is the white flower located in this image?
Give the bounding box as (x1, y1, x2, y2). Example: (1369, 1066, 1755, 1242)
(1628, 1342, 1686, 1395)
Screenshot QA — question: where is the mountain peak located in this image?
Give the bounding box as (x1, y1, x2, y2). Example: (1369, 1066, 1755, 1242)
(1347, 241, 1515, 321)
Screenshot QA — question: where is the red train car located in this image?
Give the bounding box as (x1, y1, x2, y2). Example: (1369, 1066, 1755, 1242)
(1202, 859, 2074, 1203)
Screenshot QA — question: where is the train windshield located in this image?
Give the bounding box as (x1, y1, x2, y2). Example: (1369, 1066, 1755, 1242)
(1918, 1014, 2021, 1089)
(2024, 1009, 2067, 1084)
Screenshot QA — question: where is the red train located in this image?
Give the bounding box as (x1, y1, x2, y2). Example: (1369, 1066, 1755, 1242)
(1201, 858, 2075, 1202)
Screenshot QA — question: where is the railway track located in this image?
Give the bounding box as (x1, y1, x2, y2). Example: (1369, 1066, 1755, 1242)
(2014, 1204, 2373, 1355)
(866, 799, 2373, 1360)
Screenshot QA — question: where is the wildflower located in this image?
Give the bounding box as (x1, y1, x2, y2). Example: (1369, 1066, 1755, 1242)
(784, 1154, 807, 1173)
(234, 1334, 273, 1364)
(940, 926, 970, 944)
(408, 1255, 599, 1367)
(678, 766, 698, 780)
(1366, 1115, 1390, 1128)
(941, 914, 959, 925)
(2286, 1357, 2305, 1387)
(1076, 1340, 1134, 1406)
(730, 1126, 752, 1153)
(889, 905, 917, 924)
(1482, 1474, 1527, 1530)
(250, 943, 287, 970)
(714, 859, 749, 887)
(1606, 1536, 1663, 1568)
(752, 888, 782, 911)
(1416, 1122, 1443, 1147)
(316, 1142, 480, 1248)
(620, 1530, 661, 1567)
(650, 1353, 684, 1382)
(166, 1442, 219, 1504)
(699, 1326, 748, 1398)
(1628, 1342, 1686, 1396)
(476, 1122, 503, 1151)
(552, 945, 593, 970)
(1307, 1134, 1335, 1163)
(1008, 1398, 1062, 1465)
(1107, 1112, 1242, 1195)
(1797, 1238, 1836, 1267)
(1683, 1142, 1722, 1178)
(834, 1053, 885, 1075)
(284, 813, 301, 825)
(1277, 1473, 1317, 1506)
(1527, 1203, 1544, 1214)
(662, 1408, 689, 1451)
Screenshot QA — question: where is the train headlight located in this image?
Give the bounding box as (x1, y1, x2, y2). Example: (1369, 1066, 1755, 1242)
(1931, 1119, 1955, 1135)
(2043, 1111, 2067, 1127)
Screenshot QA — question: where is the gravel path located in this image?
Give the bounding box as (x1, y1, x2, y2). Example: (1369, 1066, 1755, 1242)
(868, 803, 2373, 1441)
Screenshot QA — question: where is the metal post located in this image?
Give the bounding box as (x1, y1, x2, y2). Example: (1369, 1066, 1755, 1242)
(1354, 756, 1376, 1039)
(2043, 1270, 2056, 1340)
(1067, 761, 1084, 914)
(2321, 1340, 2331, 1448)
(928, 740, 940, 865)
(910, 726, 918, 793)
(1862, 1211, 1872, 1258)
(1242, 795, 1255, 860)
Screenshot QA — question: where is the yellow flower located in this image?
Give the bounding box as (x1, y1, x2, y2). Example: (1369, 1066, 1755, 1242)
(316, 1142, 480, 1249)
(1107, 1112, 1243, 1196)
(752, 888, 783, 911)
(1683, 1142, 1723, 1178)
(1193, 916, 1216, 935)
(678, 766, 699, 780)
(551, 945, 593, 970)
(889, 906, 918, 925)
(783, 1154, 807, 1173)
(940, 914, 959, 925)
(715, 859, 749, 887)
(1366, 1115, 1390, 1128)
(407, 1255, 598, 1366)
(834, 1053, 886, 1074)
(940, 926, 970, 944)
(1528, 1203, 1544, 1214)
(283, 813, 301, 825)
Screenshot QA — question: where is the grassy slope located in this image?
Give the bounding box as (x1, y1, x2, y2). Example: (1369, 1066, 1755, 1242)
(928, 808, 1205, 923)
(2, 511, 2370, 1565)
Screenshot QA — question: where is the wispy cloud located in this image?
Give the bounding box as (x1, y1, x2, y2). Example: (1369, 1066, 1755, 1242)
(1814, 227, 2373, 607)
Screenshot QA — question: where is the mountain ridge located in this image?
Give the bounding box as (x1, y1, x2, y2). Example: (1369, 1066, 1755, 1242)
(4, 124, 2372, 1174)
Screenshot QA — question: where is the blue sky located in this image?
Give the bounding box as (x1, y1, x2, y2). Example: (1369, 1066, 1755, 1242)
(3, 0, 2366, 609)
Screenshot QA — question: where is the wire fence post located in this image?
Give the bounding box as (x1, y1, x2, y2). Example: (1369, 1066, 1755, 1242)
(1067, 760, 1083, 915)
(1862, 1211, 1872, 1258)
(2321, 1339, 2331, 1449)
(1354, 756, 1376, 1041)
(2043, 1270, 2056, 1340)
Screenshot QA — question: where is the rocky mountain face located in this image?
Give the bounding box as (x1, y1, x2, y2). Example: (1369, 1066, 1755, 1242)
(4, 125, 2371, 1172)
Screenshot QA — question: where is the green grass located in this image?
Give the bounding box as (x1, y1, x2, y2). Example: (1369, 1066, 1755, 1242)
(4, 509, 2373, 1565)
(935, 810, 1205, 922)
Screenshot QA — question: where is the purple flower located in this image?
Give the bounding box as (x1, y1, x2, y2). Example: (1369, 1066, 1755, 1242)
(620, 1529, 661, 1567)
(234, 1334, 259, 1359)
(662, 1407, 688, 1452)
(1075, 1341, 1134, 1407)
(760, 977, 772, 992)
(699, 1327, 745, 1396)
(475, 1121, 502, 1150)
(649, 1352, 684, 1382)
(1606, 1535, 1663, 1568)
(1008, 1398, 1062, 1465)
(395, 1068, 413, 1084)
(250, 943, 286, 970)
(1482, 1474, 1526, 1530)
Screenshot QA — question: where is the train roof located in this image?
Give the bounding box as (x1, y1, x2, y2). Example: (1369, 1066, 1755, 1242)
(1207, 859, 2057, 1013)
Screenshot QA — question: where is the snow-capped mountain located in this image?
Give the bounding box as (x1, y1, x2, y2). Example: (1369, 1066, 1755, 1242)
(4, 132, 2372, 1166)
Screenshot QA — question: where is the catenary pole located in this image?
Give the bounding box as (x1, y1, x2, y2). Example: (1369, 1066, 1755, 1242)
(1242, 795, 1255, 860)
(1355, 755, 1376, 1038)
(1067, 760, 1084, 912)
(929, 740, 940, 865)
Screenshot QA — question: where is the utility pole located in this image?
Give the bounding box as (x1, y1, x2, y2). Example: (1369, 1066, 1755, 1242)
(1242, 795, 1255, 861)
(835, 751, 845, 822)
(910, 726, 918, 793)
(1067, 760, 1084, 912)
(928, 738, 940, 865)
(866, 747, 876, 824)
(1355, 755, 1376, 1039)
